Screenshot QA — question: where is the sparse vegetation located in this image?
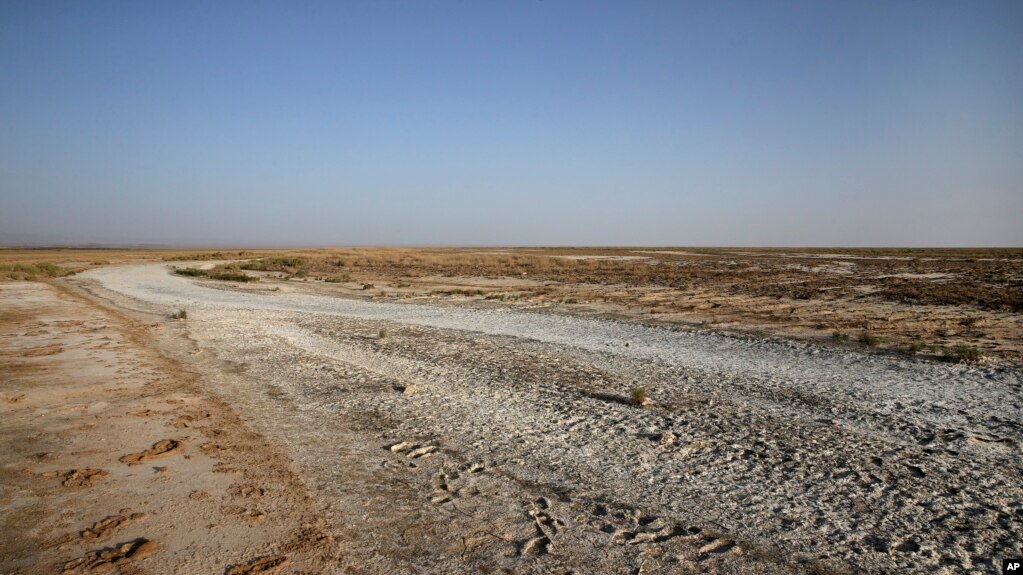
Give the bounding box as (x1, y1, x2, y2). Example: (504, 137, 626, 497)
(630, 386, 648, 406)
(860, 332, 882, 347)
(909, 342, 924, 352)
(238, 257, 307, 271)
(163, 251, 228, 261)
(4, 246, 1021, 363)
(171, 309, 187, 320)
(944, 345, 983, 364)
(174, 268, 257, 282)
(0, 262, 70, 280)
(378, 328, 387, 339)
(212, 272, 257, 282)
(832, 331, 849, 341)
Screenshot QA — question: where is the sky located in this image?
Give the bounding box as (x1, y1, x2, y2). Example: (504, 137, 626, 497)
(1, 1, 1021, 247)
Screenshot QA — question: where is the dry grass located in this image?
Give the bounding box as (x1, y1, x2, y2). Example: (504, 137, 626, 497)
(4, 246, 1022, 364)
(218, 247, 1023, 312)
(221, 247, 1022, 363)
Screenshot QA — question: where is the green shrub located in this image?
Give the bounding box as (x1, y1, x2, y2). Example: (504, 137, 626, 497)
(209, 272, 257, 282)
(174, 268, 256, 282)
(945, 345, 983, 364)
(630, 386, 648, 406)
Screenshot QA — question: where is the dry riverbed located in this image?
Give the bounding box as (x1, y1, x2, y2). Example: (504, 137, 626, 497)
(22, 262, 1013, 575)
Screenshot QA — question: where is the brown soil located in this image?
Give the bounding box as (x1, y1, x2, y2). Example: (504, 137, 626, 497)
(0, 281, 335, 574)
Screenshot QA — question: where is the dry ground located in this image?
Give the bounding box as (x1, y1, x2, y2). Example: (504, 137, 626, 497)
(194, 247, 1022, 365)
(5, 246, 1019, 367)
(0, 281, 334, 574)
(69, 261, 1023, 574)
(1, 248, 1020, 574)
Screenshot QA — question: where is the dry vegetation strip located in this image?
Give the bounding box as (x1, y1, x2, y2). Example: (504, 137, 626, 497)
(215, 247, 1023, 364)
(3, 247, 1021, 364)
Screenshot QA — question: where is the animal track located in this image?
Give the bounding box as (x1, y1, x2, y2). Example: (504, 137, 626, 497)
(119, 439, 183, 466)
(61, 538, 157, 573)
(517, 497, 564, 556)
(80, 510, 147, 539)
(225, 554, 289, 574)
(388, 440, 437, 459)
(223, 504, 267, 521)
(429, 471, 455, 504)
(698, 536, 736, 555)
(229, 483, 267, 499)
(61, 468, 108, 488)
(591, 504, 694, 548)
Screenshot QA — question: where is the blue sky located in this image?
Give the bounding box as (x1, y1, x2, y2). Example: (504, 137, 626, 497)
(1, 1, 1020, 246)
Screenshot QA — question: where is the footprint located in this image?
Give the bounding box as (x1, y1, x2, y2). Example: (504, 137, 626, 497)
(386, 441, 438, 459)
(225, 554, 289, 575)
(521, 535, 551, 556)
(968, 434, 1013, 445)
(80, 510, 147, 539)
(61, 538, 157, 574)
(429, 471, 456, 505)
(222, 505, 267, 521)
(905, 464, 926, 478)
(698, 537, 735, 555)
(119, 439, 183, 466)
(228, 483, 266, 499)
(408, 445, 437, 458)
(389, 441, 417, 453)
(61, 468, 108, 488)
(522, 497, 564, 553)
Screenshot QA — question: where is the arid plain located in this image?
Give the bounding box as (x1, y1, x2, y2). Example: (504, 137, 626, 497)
(1, 247, 1021, 574)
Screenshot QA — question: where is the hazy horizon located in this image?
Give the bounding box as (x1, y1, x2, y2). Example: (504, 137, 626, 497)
(2, 2, 1021, 247)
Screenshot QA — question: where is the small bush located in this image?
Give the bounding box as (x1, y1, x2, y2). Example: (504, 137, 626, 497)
(909, 342, 924, 352)
(174, 268, 256, 282)
(171, 309, 187, 320)
(630, 386, 648, 406)
(860, 332, 882, 347)
(209, 272, 257, 282)
(945, 346, 983, 364)
(831, 331, 849, 341)
(378, 328, 387, 339)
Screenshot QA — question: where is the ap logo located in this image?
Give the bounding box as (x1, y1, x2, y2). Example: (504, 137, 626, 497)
(1005, 559, 1023, 574)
